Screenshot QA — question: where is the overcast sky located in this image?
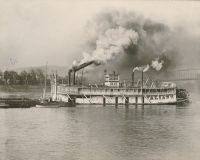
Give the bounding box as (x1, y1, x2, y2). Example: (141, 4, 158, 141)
(0, 0, 200, 69)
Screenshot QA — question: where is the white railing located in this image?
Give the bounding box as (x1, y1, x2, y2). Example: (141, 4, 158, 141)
(54, 85, 176, 96)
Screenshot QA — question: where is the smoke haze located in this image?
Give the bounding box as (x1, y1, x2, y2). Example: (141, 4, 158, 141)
(81, 10, 178, 71)
(80, 26, 139, 64)
(1, 1, 200, 81)
(76, 8, 200, 82)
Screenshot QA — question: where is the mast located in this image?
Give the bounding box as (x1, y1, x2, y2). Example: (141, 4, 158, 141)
(55, 71, 57, 101)
(43, 62, 48, 100)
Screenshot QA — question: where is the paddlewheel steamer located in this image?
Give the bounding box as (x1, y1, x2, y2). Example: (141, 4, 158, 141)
(51, 61, 190, 105)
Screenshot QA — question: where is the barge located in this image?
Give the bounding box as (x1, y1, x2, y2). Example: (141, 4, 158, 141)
(51, 61, 190, 105)
(0, 97, 39, 108)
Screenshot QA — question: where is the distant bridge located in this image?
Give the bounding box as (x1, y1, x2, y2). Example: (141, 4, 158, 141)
(164, 68, 200, 81)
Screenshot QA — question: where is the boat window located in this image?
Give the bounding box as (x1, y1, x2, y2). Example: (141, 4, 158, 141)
(163, 96, 166, 99)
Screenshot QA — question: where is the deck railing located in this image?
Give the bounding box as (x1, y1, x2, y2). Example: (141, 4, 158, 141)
(54, 84, 176, 96)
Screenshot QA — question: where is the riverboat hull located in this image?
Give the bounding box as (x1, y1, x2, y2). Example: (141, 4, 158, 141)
(50, 85, 189, 105)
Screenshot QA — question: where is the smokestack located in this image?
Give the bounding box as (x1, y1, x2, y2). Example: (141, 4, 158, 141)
(68, 70, 71, 86)
(132, 72, 134, 87)
(73, 71, 76, 85)
(69, 60, 99, 86)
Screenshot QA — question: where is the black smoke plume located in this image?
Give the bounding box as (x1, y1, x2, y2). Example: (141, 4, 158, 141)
(76, 9, 200, 82)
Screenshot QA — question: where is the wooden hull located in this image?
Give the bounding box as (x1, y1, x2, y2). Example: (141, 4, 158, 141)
(35, 102, 60, 108)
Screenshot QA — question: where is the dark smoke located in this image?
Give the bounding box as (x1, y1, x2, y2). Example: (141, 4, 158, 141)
(78, 9, 200, 82)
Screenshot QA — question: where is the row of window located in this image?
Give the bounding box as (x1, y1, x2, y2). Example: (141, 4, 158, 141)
(109, 82, 119, 86)
(82, 88, 175, 93)
(147, 95, 174, 100)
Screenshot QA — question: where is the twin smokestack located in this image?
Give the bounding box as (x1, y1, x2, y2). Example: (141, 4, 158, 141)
(68, 60, 101, 86)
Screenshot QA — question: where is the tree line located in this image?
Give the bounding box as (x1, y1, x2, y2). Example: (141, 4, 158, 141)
(0, 69, 90, 85)
(0, 69, 50, 85)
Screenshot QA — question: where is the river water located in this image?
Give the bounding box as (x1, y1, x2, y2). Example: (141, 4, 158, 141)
(0, 93, 200, 160)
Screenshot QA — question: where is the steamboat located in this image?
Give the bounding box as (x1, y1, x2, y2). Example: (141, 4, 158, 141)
(51, 61, 190, 105)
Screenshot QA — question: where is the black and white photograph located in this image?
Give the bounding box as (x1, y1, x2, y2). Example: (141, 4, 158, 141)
(0, 0, 199, 160)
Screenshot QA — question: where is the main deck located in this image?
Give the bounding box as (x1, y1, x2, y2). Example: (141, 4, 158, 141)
(51, 84, 177, 105)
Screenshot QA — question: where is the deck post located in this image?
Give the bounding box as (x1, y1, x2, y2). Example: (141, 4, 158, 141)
(125, 97, 129, 105)
(115, 97, 118, 105)
(103, 96, 106, 105)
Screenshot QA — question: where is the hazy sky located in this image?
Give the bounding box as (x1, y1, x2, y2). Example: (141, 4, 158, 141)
(0, 0, 200, 69)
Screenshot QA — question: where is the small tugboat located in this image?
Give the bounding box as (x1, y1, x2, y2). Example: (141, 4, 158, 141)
(35, 99, 60, 108)
(35, 90, 60, 108)
(36, 63, 60, 108)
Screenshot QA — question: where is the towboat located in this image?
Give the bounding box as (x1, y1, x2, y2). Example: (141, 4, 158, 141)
(50, 61, 190, 105)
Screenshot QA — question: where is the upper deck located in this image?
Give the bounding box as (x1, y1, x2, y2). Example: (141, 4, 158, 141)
(53, 84, 176, 96)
